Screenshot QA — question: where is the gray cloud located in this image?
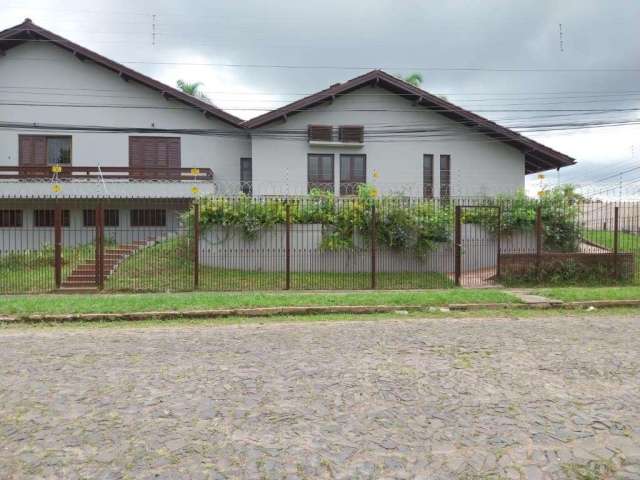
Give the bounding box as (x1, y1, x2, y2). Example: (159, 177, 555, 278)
(3, 0, 640, 189)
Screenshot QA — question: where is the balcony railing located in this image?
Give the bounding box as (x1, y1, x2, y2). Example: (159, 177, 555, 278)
(0, 166, 214, 181)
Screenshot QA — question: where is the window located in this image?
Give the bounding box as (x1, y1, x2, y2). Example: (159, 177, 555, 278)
(34, 209, 70, 227)
(307, 125, 333, 142)
(129, 137, 181, 178)
(130, 209, 166, 227)
(423, 154, 434, 199)
(240, 157, 252, 196)
(338, 125, 364, 143)
(340, 154, 366, 195)
(440, 154, 451, 199)
(83, 209, 120, 227)
(0, 210, 23, 228)
(19, 135, 71, 167)
(308, 154, 334, 192)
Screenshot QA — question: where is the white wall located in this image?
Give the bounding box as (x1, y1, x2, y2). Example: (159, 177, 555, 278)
(0, 42, 250, 191)
(251, 86, 525, 197)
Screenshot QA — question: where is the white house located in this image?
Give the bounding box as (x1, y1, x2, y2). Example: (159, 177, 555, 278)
(0, 19, 575, 229)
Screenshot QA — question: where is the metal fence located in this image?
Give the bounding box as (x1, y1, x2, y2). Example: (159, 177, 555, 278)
(0, 196, 638, 294)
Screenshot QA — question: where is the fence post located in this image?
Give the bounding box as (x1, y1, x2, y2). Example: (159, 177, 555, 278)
(95, 204, 104, 290)
(370, 203, 377, 289)
(496, 206, 502, 278)
(54, 206, 62, 289)
(454, 205, 461, 286)
(193, 201, 200, 290)
(285, 201, 291, 290)
(535, 205, 543, 278)
(614, 205, 619, 279)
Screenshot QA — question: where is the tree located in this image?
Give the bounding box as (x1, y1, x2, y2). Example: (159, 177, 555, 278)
(396, 72, 423, 87)
(176, 79, 210, 102)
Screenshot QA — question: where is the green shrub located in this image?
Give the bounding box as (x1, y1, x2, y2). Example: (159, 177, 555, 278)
(187, 186, 452, 255)
(463, 186, 581, 252)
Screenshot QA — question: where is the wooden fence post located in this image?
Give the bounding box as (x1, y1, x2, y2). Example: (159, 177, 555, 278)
(614, 205, 619, 279)
(535, 205, 543, 278)
(54, 206, 62, 289)
(193, 201, 200, 290)
(496, 206, 502, 278)
(370, 203, 377, 290)
(95, 205, 104, 290)
(285, 201, 291, 290)
(454, 205, 461, 286)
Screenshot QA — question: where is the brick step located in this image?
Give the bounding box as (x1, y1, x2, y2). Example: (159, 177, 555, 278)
(67, 274, 102, 281)
(61, 281, 97, 288)
(106, 248, 137, 254)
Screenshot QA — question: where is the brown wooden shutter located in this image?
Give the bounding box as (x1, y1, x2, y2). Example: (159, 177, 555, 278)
(19, 135, 47, 177)
(129, 137, 181, 178)
(338, 125, 364, 143)
(308, 125, 333, 142)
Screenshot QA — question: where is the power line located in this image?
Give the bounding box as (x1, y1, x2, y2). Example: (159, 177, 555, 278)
(4, 54, 640, 73)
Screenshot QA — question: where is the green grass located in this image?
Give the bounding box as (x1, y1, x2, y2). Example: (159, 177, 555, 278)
(106, 236, 455, 291)
(0, 289, 520, 316)
(3, 306, 639, 331)
(584, 229, 640, 283)
(536, 285, 640, 302)
(0, 243, 97, 293)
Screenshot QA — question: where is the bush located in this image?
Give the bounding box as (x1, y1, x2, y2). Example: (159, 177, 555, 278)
(501, 259, 620, 286)
(463, 186, 581, 252)
(188, 185, 453, 255)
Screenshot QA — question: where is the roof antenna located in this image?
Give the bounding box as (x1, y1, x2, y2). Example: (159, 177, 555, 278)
(559, 23, 564, 52)
(152, 14, 156, 46)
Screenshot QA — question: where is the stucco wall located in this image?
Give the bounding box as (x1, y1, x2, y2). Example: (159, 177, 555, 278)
(0, 42, 250, 192)
(251, 86, 525, 197)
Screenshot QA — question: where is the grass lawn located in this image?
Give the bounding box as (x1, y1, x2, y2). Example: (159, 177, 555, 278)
(536, 286, 640, 302)
(0, 243, 97, 294)
(106, 237, 455, 291)
(3, 306, 638, 331)
(0, 289, 520, 316)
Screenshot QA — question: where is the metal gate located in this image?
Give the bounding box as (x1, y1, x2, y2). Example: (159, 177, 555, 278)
(454, 205, 501, 287)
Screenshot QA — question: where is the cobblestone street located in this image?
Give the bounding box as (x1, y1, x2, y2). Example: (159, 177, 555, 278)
(1, 314, 639, 479)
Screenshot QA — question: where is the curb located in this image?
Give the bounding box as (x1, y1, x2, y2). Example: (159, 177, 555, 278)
(1, 300, 639, 324)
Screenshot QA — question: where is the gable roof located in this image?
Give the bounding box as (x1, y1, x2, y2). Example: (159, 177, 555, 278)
(0, 19, 243, 127)
(243, 70, 575, 174)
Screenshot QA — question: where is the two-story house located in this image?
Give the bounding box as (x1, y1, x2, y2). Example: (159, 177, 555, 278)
(0, 19, 575, 235)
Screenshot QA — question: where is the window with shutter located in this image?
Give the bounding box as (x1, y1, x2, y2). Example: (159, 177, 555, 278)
(307, 125, 333, 142)
(338, 126, 364, 143)
(308, 154, 335, 192)
(0, 210, 23, 228)
(19, 135, 71, 176)
(240, 158, 252, 196)
(34, 210, 70, 227)
(423, 154, 434, 199)
(440, 154, 451, 199)
(340, 154, 366, 195)
(130, 209, 166, 227)
(129, 137, 181, 178)
(83, 209, 120, 227)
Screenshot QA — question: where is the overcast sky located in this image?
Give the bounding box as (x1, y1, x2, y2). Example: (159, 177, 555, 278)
(2, 0, 640, 194)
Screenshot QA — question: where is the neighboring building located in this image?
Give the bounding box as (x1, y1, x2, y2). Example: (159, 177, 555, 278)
(0, 19, 575, 226)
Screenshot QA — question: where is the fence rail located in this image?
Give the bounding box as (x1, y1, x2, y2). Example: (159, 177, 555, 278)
(0, 196, 638, 294)
(0, 165, 214, 180)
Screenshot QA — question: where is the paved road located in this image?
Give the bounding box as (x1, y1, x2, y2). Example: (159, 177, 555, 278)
(1, 315, 639, 479)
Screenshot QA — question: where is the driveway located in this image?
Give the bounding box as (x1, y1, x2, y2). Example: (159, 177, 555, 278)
(1, 314, 639, 479)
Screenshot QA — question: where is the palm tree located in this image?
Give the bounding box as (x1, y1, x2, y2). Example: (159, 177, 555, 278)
(396, 72, 423, 87)
(176, 79, 210, 102)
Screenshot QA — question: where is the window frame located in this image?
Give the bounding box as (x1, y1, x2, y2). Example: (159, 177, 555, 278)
(423, 154, 434, 199)
(240, 157, 252, 196)
(0, 209, 23, 228)
(33, 209, 70, 228)
(82, 209, 120, 228)
(339, 154, 366, 196)
(307, 153, 335, 193)
(440, 154, 451, 199)
(18, 135, 72, 167)
(130, 209, 167, 227)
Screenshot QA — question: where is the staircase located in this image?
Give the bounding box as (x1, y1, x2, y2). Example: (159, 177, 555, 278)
(60, 239, 155, 292)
